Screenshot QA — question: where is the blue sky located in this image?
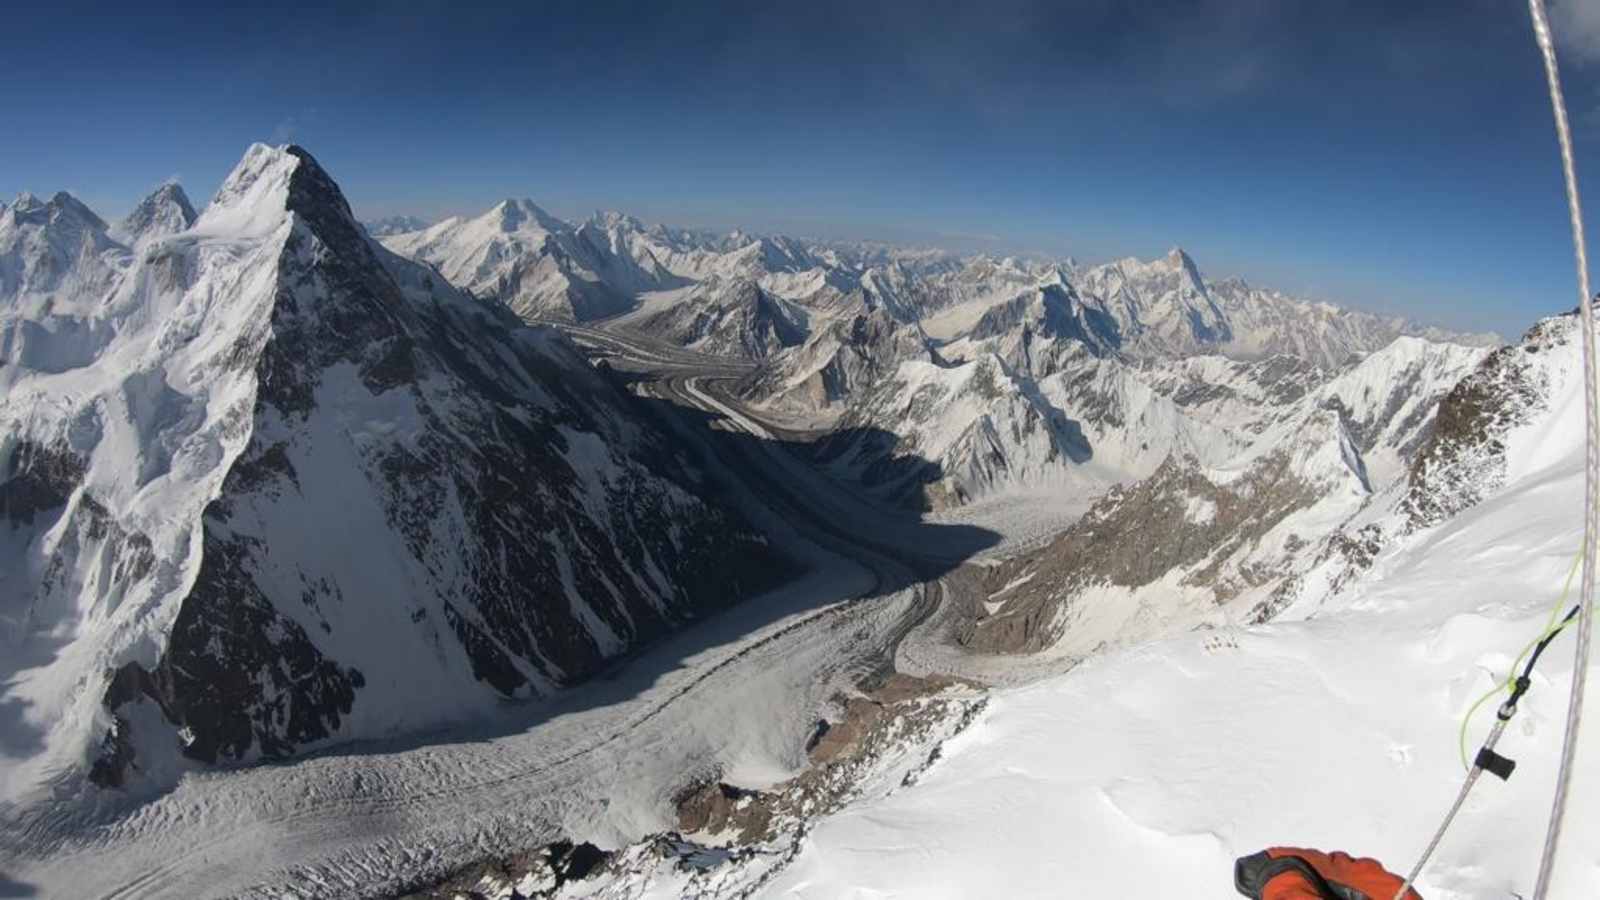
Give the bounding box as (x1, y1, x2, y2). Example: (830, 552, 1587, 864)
(8, 0, 1600, 337)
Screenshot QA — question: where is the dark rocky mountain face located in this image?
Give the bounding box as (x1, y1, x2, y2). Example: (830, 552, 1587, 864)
(1402, 316, 1565, 530)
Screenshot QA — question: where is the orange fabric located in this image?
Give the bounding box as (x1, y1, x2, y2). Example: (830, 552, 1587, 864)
(1265, 847, 1422, 900)
(1258, 868, 1330, 900)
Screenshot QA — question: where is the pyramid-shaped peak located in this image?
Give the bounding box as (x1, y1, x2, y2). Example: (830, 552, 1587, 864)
(281, 145, 383, 260)
(204, 143, 302, 225)
(1164, 246, 1206, 288)
(48, 191, 109, 232)
(489, 197, 567, 233)
(6, 192, 45, 221)
(283, 146, 357, 219)
(198, 144, 363, 248)
(149, 181, 195, 212)
(119, 181, 198, 244)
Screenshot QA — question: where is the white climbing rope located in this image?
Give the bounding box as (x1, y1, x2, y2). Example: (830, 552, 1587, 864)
(1526, 2, 1599, 898)
(1393, 718, 1511, 900)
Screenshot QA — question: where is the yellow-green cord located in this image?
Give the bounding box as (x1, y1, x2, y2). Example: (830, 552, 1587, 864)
(1457, 551, 1585, 770)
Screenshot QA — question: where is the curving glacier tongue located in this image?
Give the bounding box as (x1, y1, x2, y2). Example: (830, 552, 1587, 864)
(0, 144, 787, 804)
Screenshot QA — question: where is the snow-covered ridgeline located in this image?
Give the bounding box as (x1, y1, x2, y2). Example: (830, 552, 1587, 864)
(816, 321, 1488, 516)
(372, 197, 1498, 422)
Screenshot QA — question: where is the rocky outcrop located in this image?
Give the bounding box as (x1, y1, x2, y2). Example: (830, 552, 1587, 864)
(955, 396, 1369, 654)
(1402, 316, 1562, 529)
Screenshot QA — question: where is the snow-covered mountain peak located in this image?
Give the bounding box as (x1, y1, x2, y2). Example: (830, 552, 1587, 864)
(1164, 246, 1207, 287)
(1094, 250, 1197, 297)
(0, 187, 126, 306)
(490, 197, 567, 234)
(588, 209, 646, 232)
(4, 190, 108, 235)
(196, 145, 372, 258)
(197, 142, 305, 236)
(49, 191, 108, 230)
(114, 182, 196, 246)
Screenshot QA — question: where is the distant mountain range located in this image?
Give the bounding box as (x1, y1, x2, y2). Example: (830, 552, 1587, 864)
(369, 203, 1498, 365)
(362, 214, 432, 236)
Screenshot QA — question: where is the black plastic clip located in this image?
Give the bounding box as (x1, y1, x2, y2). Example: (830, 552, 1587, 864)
(1476, 747, 1517, 781)
(1503, 676, 1533, 714)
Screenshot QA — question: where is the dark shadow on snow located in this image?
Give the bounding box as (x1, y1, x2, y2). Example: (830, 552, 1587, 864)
(28, 354, 1000, 850)
(609, 365, 1001, 586)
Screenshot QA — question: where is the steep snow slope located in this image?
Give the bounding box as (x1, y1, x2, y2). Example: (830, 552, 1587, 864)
(941, 279, 1123, 371)
(900, 256, 1071, 335)
(763, 312, 1600, 900)
(1138, 353, 1333, 433)
(818, 346, 1246, 510)
(1136, 339, 1488, 487)
(1307, 337, 1492, 487)
(0, 145, 785, 807)
(816, 353, 1078, 509)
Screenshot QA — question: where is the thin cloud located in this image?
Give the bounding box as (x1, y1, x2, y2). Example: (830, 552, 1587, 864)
(271, 116, 298, 144)
(1553, 0, 1600, 63)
